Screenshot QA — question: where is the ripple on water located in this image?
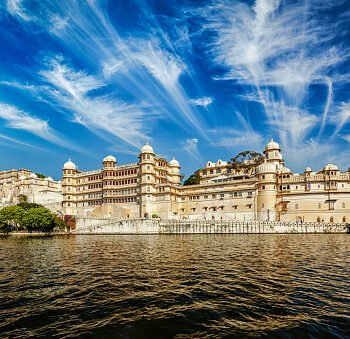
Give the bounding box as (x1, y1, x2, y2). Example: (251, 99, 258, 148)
(0, 234, 349, 338)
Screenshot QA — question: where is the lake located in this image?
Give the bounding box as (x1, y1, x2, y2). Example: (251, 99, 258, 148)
(0, 234, 349, 338)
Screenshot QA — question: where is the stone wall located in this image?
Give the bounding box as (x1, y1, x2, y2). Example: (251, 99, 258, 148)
(73, 216, 349, 234)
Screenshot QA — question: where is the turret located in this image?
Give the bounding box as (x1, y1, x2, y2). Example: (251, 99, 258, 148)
(264, 138, 283, 166)
(62, 158, 77, 215)
(139, 142, 155, 217)
(169, 157, 181, 184)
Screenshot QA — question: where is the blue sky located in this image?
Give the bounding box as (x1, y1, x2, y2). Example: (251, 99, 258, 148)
(0, 0, 350, 180)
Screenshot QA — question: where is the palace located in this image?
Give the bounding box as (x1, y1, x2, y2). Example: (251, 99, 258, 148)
(0, 169, 62, 210)
(62, 139, 350, 223)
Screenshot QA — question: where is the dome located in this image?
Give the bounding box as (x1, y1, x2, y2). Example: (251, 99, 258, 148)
(64, 158, 76, 170)
(47, 176, 53, 181)
(29, 173, 37, 178)
(324, 164, 338, 171)
(103, 155, 116, 162)
(305, 167, 312, 172)
(170, 157, 179, 167)
(265, 138, 280, 151)
(256, 161, 277, 174)
(141, 141, 154, 154)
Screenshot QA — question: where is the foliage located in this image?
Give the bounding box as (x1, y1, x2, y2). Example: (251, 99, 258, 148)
(35, 173, 46, 179)
(0, 206, 25, 232)
(18, 194, 28, 204)
(21, 208, 55, 232)
(183, 173, 201, 186)
(17, 202, 43, 210)
(64, 215, 75, 227)
(53, 214, 66, 229)
(229, 150, 264, 174)
(152, 214, 158, 218)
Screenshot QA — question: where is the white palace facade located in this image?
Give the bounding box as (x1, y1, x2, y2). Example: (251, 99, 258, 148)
(0, 169, 62, 211)
(62, 139, 350, 223)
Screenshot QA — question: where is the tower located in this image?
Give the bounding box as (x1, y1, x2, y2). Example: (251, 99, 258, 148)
(169, 157, 181, 185)
(139, 142, 155, 217)
(255, 139, 281, 221)
(62, 158, 77, 215)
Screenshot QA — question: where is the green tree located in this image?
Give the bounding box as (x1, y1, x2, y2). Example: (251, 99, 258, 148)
(17, 202, 43, 210)
(0, 206, 25, 232)
(35, 173, 46, 179)
(18, 194, 28, 204)
(183, 173, 201, 185)
(21, 208, 55, 233)
(228, 150, 264, 174)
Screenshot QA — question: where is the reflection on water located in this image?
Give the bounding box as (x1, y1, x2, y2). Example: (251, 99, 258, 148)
(0, 234, 349, 338)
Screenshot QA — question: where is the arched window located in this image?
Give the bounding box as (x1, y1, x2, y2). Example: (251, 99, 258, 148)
(343, 216, 346, 222)
(342, 202, 345, 208)
(318, 203, 321, 209)
(317, 216, 321, 222)
(295, 204, 298, 209)
(330, 216, 334, 223)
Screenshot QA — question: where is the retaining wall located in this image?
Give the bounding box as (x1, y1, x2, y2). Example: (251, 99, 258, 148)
(73, 216, 349, 234)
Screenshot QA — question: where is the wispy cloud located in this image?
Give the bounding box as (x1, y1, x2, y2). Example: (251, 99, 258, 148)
(197, 0, 350, 153)
(0, 102, 81, 151)
(6, 0, 30, 21)
(0, 132, 47, 151)
(189, 96, 213, 108)
(39, 56, 154, 149)
(183, 138, 201, 161)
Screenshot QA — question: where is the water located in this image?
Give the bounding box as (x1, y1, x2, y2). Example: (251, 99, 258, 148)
(0, 234, 349, 338)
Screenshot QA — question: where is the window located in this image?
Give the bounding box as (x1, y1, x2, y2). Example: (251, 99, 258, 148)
(212, 194, 216, 198)
(247, 204, 252, 209)
(343, 216, 346, 222)
(147, 166, 150, 170)
(220, 193, 224, 198)
(295, 204, 298, 209)
(217, 169, 221, 174)
(330, 216, 334, 223)
(210, 169, 213, 174)
(330, 201, 334, 210)
(262, 203, 264, 208)
(262, 185, 265, 190)
(203, 170, 207, 175)
(318, 203, 321, 209)
(233, 205, 238, 209)
(248, 191, 253, 197)
(262, 175, 265, 179)
(295, 186, 298, 189)
(342, 202, 345, 208)
(204, 195, 208, 199)
(229, 192, 233, 197)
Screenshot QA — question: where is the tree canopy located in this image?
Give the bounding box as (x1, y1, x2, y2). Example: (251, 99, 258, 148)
(0, 204, 66, 233)
(183, 173, 201, 185)
(35, 173, 46, 179)
(229, 150, 264, 174)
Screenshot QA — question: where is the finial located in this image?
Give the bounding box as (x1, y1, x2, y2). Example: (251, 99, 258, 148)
(270, 138, 273, 142)
(173, 156, 175, 160)
(146, 140, 148, 145)
(69, 157, 71, 161)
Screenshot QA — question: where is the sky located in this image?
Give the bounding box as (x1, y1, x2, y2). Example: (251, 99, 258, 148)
(0, 0, 350, 180)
